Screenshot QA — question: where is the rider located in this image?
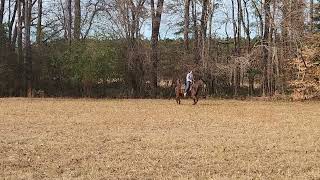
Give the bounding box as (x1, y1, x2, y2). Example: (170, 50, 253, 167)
(184, 70, 193, 97)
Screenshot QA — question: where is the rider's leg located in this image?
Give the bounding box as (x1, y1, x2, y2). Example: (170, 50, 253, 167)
(184, 81, 190, 97)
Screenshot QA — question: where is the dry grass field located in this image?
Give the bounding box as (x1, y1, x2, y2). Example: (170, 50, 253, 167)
(0, 98, 319, 179)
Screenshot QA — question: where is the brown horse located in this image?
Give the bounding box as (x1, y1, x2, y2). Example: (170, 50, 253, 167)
(175, 79, 205, 105)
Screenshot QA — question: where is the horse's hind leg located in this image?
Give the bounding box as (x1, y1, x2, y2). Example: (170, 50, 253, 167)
(176, 96, 180, 104)
(195, 97, 199, 105)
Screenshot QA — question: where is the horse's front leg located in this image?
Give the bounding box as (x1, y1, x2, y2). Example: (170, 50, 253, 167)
(176, 95, 179, 104)
(191, 95, 196, 105)
(176, 93, 181, 104)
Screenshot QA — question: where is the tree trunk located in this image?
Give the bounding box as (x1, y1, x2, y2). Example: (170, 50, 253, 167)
(11, 22, 17, 48)
(267, 0, 274, 96)
(262, 0, 270, 96)
(120, 0, 146, 97)
(231, 0, 237, 53)
(17, 0, 23, 96)
(280, 0, 289, 94)
(36, 0, 42, 45)
(236, 0, 242, 55)
(231, 0, 237, 95)
(8, 0, 11, 25)
(208, 0, 214, 52)
(59, 0, 68, 40)
(74, 0, 81, 40)
(310, 0, 314, 32)
(243, 0, 250, 52)
(248, 74, 254, 96)
(67, 0, 72, 45)
(8, 1, 17, 44)
(0, 0, 5, 24)
(192, 0, 199, 64)
(252, 0, 263, 38)
(207, 0, 214, 75)
(0, 0, 5, 48)
(200, 0, 209, 74)
(200, 0, 209, 44)
(24, 0, 32, 97)
(232, 0, 242, 96)
(150, 0, 164, 97)
(184, 0, 190, 50)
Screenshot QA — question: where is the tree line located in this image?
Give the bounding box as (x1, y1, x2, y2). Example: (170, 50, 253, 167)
(0, 0, 319, 98)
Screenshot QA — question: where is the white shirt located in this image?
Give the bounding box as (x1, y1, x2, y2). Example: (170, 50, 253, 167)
(186, 72, 193, 82)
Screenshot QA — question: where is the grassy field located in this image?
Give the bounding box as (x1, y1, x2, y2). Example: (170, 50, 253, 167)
(0, 98, 319, 179)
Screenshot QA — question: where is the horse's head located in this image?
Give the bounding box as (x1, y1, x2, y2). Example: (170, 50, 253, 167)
(176, 79, 182, 86)
(197, 77, 206, 87)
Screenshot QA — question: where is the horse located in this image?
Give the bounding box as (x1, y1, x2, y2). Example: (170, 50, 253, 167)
(175, 78, 205, 105)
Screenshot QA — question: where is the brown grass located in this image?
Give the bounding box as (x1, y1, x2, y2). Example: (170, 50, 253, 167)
(0, 98, 319, 179)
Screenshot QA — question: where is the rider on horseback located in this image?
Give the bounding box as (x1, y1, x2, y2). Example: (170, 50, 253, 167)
(184, 70, 193, 97)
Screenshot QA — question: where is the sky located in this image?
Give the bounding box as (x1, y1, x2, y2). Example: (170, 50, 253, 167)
(141, 0, 257, 39)
(2, 0, 259, 41)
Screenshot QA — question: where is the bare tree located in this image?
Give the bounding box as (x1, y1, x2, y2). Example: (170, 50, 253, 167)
(0, 0, 6, 48)
(192, 0, 199, 64)
(242, 0, 250, 52)
(101, 0, 147, 96)
(261, 0, 270, 96)
(17, 0, 23, 95)
(199, 0, 209, 72)
(236, 0, 242, 54)
(24, 0, 32, 97)
(233, 0, 243, 96)
(8, 0, 17, 44)
(207, 0, 215, 59)
(74, 0, 81, 40)
(150, 0, 164, 96)
(36, 0, 43, 45)
(252, 0, 263, 38)
(0, 0, 5, 24)
(184, 0, 190, 50)
(231, 0, 237, 53)
(67, 0, 72, 44)
(83, 1, 100, 39)
(310, 0, 314, 32)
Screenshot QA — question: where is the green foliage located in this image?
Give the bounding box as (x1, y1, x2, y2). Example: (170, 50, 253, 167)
(66, 40, 122, 83)
(247, 68, 262, 76)
(31, 39, 125, 96)
(47, 40, 123, 83)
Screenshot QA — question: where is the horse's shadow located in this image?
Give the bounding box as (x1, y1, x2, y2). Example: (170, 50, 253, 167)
(175, 99, 222, 106)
